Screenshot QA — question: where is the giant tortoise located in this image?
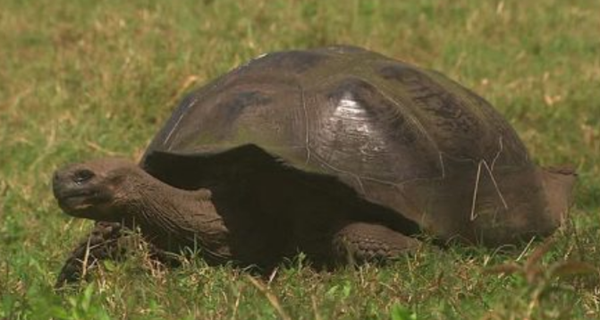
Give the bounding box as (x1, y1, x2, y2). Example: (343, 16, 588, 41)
(52, 46, 576, 286)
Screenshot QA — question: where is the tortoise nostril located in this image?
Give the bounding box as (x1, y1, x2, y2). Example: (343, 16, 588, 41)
(52, 171, 61, 184)
(73, 169, 95, 184)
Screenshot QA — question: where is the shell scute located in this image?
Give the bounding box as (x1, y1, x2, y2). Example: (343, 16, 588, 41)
(248, 50, 329, 74)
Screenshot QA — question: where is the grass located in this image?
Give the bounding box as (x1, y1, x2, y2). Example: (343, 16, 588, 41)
(1, 0, 599, 318)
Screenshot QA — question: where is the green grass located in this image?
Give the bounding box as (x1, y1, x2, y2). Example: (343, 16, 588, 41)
(1, 0, 599, 318)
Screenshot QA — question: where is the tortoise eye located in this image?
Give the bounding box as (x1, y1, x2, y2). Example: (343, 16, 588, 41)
(73, 169, 95, 184)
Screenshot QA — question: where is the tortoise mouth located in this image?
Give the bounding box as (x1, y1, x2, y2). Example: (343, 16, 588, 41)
(53, 184, 113, 217)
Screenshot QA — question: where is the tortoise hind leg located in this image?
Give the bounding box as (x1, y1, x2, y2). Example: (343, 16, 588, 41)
(332, 222, 420, 264)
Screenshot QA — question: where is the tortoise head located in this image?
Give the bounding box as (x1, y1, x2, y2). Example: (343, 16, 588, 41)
(52, 158, 145, 221)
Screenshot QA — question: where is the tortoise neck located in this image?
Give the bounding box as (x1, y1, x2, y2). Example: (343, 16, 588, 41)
(119, 170, 230, 259)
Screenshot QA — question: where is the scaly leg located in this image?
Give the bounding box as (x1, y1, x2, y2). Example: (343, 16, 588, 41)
(332, 222, 420, 264)
(56, 221, 181, 288)
(55, 221, 125, 288)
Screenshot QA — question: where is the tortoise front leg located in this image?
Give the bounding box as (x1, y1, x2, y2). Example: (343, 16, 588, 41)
(55, 221, 125, 288)
(55, 221, 181, 288)
(332, 222, 420, 264)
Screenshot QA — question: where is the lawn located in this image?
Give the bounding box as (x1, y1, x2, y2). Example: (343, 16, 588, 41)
(1, 0, 599, 319)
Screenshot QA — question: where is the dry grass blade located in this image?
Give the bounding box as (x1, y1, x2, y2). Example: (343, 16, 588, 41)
(85, 141, 121, 157)
(311, 295, 323, 320)
(267, 267, 279, 285)
(470, 161, 483, 221)
(230, 288, 242, 320)
(166, 75, 200, 108)
(247, 275, 292, 320)
(0, 180, 8, 197)
(80, 235, 93, 283)
(525, 237, 555, 271)
(550, 261, 599, 279)
(0, 180, 7, 217)
(484, 263, 522, 276)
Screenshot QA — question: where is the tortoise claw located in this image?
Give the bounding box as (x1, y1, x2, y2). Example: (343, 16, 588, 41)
(55, 221, 123, 289)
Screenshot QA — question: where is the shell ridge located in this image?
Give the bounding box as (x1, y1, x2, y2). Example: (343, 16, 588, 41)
(299, 85, 312, 165)
(163, 95, 198, 148)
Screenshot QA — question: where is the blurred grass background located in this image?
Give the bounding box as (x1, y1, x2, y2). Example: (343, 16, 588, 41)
(1, 0, 599, 319)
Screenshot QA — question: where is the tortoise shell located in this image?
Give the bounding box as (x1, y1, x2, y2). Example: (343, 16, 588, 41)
(142, 46, 574, 245)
